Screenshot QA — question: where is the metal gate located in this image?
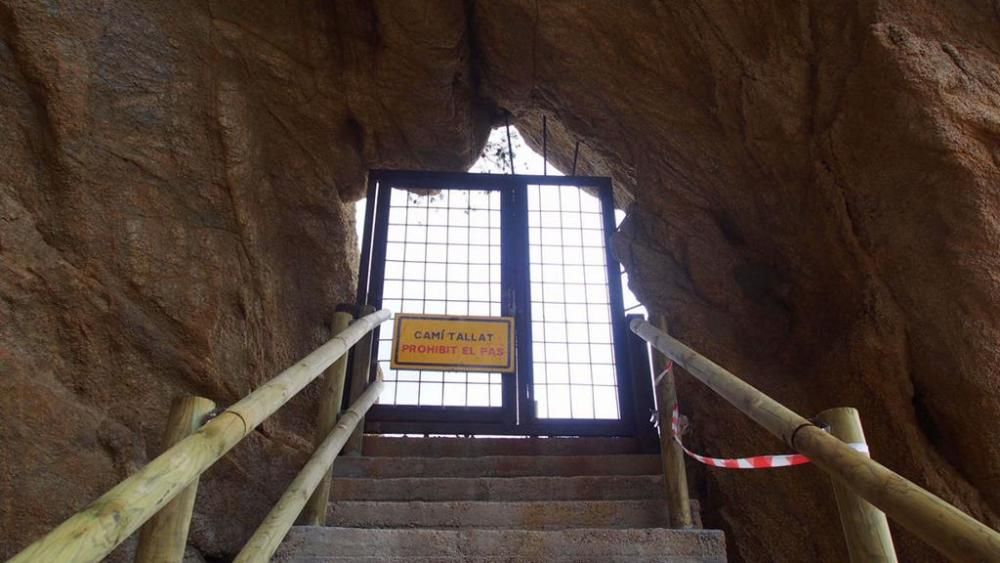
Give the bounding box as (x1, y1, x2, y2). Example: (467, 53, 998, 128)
(356, 170, 649, 437)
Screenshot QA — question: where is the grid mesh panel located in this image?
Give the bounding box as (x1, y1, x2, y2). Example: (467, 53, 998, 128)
(377, 188, 504, 407)
(528, 185, 620, 419)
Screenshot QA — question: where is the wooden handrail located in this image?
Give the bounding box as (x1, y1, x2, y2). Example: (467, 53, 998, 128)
(630, 318, 1000, 563)
(134, 396, 216, 561)
(8, 309, 391, 563)
(235, 377, 385, 562)
(299, 309, 355, 526)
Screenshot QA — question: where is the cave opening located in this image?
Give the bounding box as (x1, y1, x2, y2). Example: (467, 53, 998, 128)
(354, 125, 645, 314)
(353, 126, 652, 436)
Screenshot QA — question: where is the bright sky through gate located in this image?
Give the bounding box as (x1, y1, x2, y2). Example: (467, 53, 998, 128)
(354, 125, 648, 417)
(355, 125, 647, 317)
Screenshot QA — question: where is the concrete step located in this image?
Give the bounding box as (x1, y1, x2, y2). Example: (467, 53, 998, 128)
(361, 435, 643, 457)
(331, 475, 664, 501)
(327, 500, 670, 529)
(274, 527, 726, 562)
(331, 454, 661, 478)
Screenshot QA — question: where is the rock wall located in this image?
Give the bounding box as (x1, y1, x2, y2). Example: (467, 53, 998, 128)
(2, 0, 998, 561)
(0, 0, 488, 559)
(474, 1, 1000, 561)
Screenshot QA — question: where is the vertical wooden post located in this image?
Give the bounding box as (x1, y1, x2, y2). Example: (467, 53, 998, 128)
(816, 407, 898, 563)
(344, 305, 377, 456)
(631, 317, 1000, 562)
(298, 307, 355, 526)
(651, 314, 693, 529)
(135, 396, 215, 563)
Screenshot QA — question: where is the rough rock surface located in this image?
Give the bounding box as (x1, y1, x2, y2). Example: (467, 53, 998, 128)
(0, 1, 488, 560)
(474, 1, 1000, 561)
(2, 1, 999, 562)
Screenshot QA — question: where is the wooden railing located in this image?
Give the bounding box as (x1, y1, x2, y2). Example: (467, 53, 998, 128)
(8, 307, 391, 563)
(11, 307, 1000, 562)
(630, 318, 1000, 563)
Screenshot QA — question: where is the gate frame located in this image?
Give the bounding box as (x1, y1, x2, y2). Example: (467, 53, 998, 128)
(356, 169, 648, 438)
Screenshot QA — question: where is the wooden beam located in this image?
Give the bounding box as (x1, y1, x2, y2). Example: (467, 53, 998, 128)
(233, 379, 384, 563)
(651, 315, 693, 529)
(9, 309, 391, 563)
(816, 407, 897, 563)
(298, 309, 355, 526)
(630, 318, 1000, 563)
(135, 396, 216, 563)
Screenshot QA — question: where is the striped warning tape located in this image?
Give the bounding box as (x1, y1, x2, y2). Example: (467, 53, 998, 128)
(656, 362, 869, 469)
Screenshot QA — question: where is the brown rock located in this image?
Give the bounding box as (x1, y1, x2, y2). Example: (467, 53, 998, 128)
(2, 1, 999, 562)
(475, 1, 1000, 561)
(0, 0, 487, 559)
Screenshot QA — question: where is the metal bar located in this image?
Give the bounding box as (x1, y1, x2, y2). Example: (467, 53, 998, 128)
(542, 115, 548, 176)
(365, 184, 393, 309)
(630, 318, 1000, 563)
(367, 170, 609, 189)
(625, 314, 659, 454)
(233, 379, 385, 563)
(507, 180, 531, 425)
(368, 404, 508, 423)
(816, 407, 897, 563)
(9, 309, 391, 563)
(345, 305, 377, 455)
(134, 396, 216, 563)
(505, 114, 515, 174)
(354, 172, 380, 306)
(600, 182, 634, 430)
(298, 308, 355, 526)
(367, 419, 637, 437)
(519, 180, 540, 422)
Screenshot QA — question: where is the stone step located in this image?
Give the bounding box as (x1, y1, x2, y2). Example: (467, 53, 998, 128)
(331, 454, 661, 478)
(361, 435, 643, 457)
(274, 527, 726, 562)
(331, 475, 664, 501)
(326, 500, 671, 529)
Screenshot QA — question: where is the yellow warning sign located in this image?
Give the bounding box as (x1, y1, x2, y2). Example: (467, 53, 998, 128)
(390, 314, 515, 373)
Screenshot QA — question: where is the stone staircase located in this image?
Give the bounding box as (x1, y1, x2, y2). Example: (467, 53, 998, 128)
(274, 436, 726, 562)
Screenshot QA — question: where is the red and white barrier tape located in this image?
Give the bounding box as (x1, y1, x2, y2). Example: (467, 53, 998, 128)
(657, 363, 869, 469)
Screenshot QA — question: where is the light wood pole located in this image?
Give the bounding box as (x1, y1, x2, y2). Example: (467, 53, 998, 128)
(234, 379, 384, 563)
(298, 308, 355, 526)
(651, 314, 693, 529)
(630, 318, 1000, 563)
(816, 407, 897, 563)
(9, 309, 391, 563)
(135, 396, 216, 563)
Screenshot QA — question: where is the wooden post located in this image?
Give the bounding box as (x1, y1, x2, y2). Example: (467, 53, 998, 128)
(298, 308, 355, 526)
(816, 408, 897, 563)
(630, 318, 1000, 563)
(344, 304, 377, 457)
(651, 314, 693, 529)
(9, 309, 390, 563)
(234, 379, 384, 563)
(135, 396, 216, 563)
